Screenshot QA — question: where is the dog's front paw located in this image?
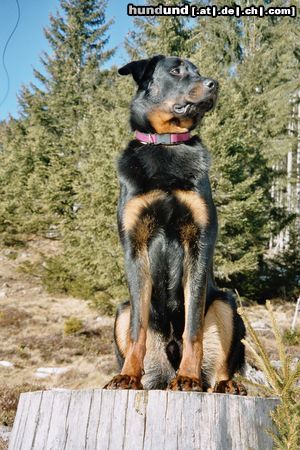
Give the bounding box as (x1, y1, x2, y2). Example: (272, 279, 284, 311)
(212, 379, 247, 396)
(104, 374, 143, 390)
(168, 375, 202, 392)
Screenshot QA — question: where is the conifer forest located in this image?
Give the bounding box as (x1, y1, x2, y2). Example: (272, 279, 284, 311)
(0, 0, 299, 308)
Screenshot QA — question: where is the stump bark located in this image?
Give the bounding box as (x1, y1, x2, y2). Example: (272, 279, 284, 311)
(8, 389, 279, 450)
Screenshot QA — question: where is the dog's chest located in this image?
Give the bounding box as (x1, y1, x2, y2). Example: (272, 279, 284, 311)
(118, 141, 210, 192)
(122, 188, 209, 243)
(119, 141, 212, 241)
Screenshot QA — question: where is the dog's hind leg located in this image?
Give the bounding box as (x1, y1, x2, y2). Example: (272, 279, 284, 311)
(105, 246, 152, 389)
(113, 301, 130, 370)
(202, 296, 247, 395)
(113, 301, 175, 389)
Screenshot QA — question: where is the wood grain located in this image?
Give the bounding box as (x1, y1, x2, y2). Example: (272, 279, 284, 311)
(8, 389, 279, 450)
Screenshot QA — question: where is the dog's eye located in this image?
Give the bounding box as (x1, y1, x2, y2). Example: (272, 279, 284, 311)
(170, 67, 181, 76)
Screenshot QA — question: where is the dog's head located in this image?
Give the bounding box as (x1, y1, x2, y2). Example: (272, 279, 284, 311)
(119, 55, 218, 134)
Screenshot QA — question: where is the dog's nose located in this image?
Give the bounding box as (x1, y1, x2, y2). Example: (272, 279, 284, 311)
(203, 78, 217, 92)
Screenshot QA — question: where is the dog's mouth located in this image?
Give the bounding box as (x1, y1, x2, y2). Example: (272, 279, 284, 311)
(172, 98, 216, 117)
(173, 104, 190, 115)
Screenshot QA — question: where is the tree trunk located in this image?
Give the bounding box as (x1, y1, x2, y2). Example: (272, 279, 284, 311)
(8, 389, 279, 450)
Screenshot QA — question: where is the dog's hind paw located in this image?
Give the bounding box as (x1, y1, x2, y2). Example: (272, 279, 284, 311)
(212, 379, 247, 396)
(167, 375, 203, 392)
(103, 374, 143, 390)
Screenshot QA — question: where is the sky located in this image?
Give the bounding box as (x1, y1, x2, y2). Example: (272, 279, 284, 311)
(0, 0, 133, 121)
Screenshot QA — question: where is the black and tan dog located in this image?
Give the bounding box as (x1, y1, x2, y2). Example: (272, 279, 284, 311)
(104, 55, 246, 394)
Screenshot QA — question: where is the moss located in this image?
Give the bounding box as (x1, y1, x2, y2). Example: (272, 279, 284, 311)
(0, 235, 26, 248)
(64, 317, 84, 335)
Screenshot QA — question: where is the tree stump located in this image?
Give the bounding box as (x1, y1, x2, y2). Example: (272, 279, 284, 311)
(8, 389, 279, 450)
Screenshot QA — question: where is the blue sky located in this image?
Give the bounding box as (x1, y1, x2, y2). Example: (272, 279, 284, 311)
(0, 0, 133, 121)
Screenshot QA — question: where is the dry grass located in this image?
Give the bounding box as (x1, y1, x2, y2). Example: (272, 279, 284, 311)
(242, 302, 299, 366)
(0, 307, 30, 328)
(0, 438, 8, 450)
(0, 384, 43, 427)
(0, 239, 117, 401)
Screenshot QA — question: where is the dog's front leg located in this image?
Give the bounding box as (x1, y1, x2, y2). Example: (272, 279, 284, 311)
(104, 186, 164, 390)
(169, 223, 213, 392)
(167, 189, 217, 392)
(105, 245, 152, 390)
(169, 248, 207, 391)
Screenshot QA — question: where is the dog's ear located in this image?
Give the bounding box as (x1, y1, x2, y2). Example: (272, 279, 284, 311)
(118, 55, 164, 85)
(118, 59, 149, 84)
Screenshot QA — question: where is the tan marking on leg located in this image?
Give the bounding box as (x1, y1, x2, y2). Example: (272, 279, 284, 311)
(176, 243, 205, 380)
(202, 300, 233, 384)
(116, 308, 176, 388)
(121, 327, 147, 378)
(177, 333, 204, 380)
(121, 247, 152, 379)
(107, 232, 153, 388)
(174, 190, 209, 226)
(115, 306, 130, 357)
(123, 190, 166, 233)
(138, 247, 152, 330)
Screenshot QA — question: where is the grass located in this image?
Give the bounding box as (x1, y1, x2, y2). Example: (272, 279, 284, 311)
(239, 300, 300, 449)
(17, 329, 113, 363)
(0, 307, 30, 329)
(0, 384, 43, 427)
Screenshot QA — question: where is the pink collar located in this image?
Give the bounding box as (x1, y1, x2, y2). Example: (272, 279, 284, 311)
(135, 130, 191, 145)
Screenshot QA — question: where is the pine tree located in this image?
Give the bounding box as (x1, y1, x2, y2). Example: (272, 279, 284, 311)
(190, 1, 298, 297)
(56, 71, 133, 306)
(30, 0, 114, 221)
(0, 0, 114, 235)
(125, 0, 193, 58)
(261, 5, 300, 252)
(0, 118, 33, 239)
(191, 0, 242, 78)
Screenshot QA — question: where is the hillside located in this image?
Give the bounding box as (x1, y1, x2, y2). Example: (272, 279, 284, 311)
(0, 238, 117, 393)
